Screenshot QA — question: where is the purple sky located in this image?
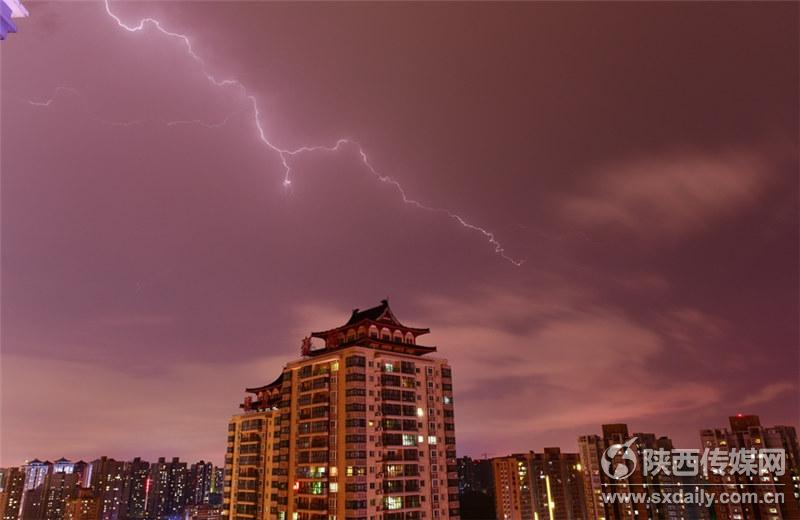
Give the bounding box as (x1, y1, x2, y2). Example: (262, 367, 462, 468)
(1, 2, 798, 466)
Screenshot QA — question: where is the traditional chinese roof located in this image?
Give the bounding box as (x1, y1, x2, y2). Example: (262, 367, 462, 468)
(311, 299, 430, 338)
(245, 372, 283, 394)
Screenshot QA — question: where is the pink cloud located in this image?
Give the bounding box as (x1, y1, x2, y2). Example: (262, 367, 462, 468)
(561, 149, 777, 237)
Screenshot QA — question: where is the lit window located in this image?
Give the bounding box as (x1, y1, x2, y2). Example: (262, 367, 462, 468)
(329, 483, 338, 493)
(384, 497, 403, 510)
(418, 435, 425, 443)
(331, 361, 339, 372)
(330, 467, 338, 477)
(416, 407, 424, 417)
(402, 434, 417, 446)
(429, 436, 437, 445)
(346, 466, 354, 477)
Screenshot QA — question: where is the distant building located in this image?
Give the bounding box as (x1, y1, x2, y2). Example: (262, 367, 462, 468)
(123, 458, 151, 520)
(23, 460, 50, 491)
(53, 459, 76, 475)
(65, 488, 102, 520)
(456, 457, 494, 520)
(492, 454, 532, 520)
(208, 468, 224, 507)
(41, 469, 80, 520)
(188, 462, 214, 506)
(528, 448, 585, 520)
(457, 457, 494, 495)
(147, 458, 188, 520)
(0, 467, 25, 520)
(579, 424, 709, 520)
(491, 449, 585, 520)
(90, 457, 127, 520)
(224, 300, 460, 520)
(700, 414, 800, 520)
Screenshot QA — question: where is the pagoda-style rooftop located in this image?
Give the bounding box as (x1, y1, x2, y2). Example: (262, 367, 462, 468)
(309, 299, 435, 356)
(240, 300, 437, 410)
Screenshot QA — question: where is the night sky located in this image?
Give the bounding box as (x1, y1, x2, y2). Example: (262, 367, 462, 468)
(1, 2, 798, 466)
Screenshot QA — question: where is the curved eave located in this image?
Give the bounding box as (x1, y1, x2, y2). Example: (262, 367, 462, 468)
(245, 372, 283, 394)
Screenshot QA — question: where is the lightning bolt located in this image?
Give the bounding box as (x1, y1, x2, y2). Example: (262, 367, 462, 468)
(81, 1, 526, 265)
(28, 86, 239, 130)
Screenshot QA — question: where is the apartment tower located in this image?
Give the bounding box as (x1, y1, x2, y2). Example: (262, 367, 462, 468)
(700, 414, 800, 520)
(224, 300, 459, 520)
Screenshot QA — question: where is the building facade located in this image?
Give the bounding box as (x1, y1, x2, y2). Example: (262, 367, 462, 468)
(224, 300, 459, 520)
(700, 414, 800, 520)
(64, 488, 102, 520)
(146, 458, 188, 520)
(491, 449, 585, 520)
(578, 424, 710, 520)
(90, 457, 128, 520)
(0, 467, 25, 520)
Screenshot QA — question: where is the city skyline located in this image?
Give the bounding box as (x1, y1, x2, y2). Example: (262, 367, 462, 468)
(2, 1, 798, 469)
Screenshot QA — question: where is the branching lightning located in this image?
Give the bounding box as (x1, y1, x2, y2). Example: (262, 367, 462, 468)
(43, 1, 525, 265)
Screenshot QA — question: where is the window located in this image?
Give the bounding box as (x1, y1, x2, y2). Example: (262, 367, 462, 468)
(384, 497, 402, 510)
(428, 436, 437, 445)
(346, 355, 366, 367)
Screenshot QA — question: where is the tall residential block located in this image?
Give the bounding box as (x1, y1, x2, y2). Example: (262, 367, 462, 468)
(65, 488, 102, 520)
(700, 414, 800, 520)
(90, 457, 127, 520)
(579, 424, 709, 520)
(491, 449, 585, 520)
(146, 457, 188, 520)
(224, 300, 459, 520)
(0, 467, 25, 520)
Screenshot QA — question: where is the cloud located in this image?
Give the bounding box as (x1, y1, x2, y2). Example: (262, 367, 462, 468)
(741, 382, 796, 407)
(561, 149, 776, 237)
(417, 288, 724, 452)
(0, 352, 289, 466)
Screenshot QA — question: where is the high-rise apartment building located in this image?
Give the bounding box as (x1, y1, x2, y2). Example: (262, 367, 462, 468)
(65, 488, 102, 520)
(700, 414, 800, 520)
(492, 455, 532, 520)
(123, 458, 151, 520)
(90, 457, 128, 520)
(22, 461, 50, 492)
(41, 469, 80, 520)
(146, 458, 188, 520)
(224, 300, 459, 520)
(579, 424, 709, 520)
(0, 467, 25, 520)
(491, 449, 585, 520)
(455, 458, 493, 496)
(223, 401, 279, 520)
